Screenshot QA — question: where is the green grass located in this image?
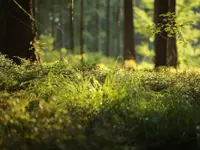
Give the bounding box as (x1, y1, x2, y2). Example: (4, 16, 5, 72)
(0, 54, 200, 150)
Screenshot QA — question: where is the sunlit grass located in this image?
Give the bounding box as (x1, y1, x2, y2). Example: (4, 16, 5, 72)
(0, 54, 200, 149)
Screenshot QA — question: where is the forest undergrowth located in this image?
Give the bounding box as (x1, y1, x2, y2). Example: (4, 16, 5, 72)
(0, 54, 200, 150)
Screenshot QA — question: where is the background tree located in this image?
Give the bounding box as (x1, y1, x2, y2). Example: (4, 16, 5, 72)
(154, 0, 168, 67)
(124, 0, 136, 60)
(167, 0, 177, 67)
(116, 0, 122, 57)
(0, 0, 38, 64)
(106, 0, 111, 57)
(69, 0, 74, 53)
(80, 0, 84, 62)
(0, 1, 8, 54)
(95, 0, 100, 52)
(30, 0, 200, 68)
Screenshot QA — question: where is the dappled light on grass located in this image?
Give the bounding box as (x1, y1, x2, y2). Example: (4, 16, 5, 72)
(0, 55, 200, 149)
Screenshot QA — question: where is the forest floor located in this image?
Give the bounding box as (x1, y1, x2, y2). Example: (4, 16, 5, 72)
(0, 55, 200, 150)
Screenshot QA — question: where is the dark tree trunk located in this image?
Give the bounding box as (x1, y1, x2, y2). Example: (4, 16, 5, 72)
(80, 0, 84, 62)
(69, 0, 74, 53)
(0, 0, 38, 64)
(51, 0, 57, 48)
(124, 0, 136, 60)
(154, 0, 168, 68)
(0, 1, 8, 53)
(95, 0, 100, 52)
(54, 12, 63, 51)
(167, 0, 178, 67)
(116, 0, 121, 57)
(33, 0, 39, 40)
(62, 1, 69, 52)
(52, 0, 63, 51)
(106, 0, 111, 57)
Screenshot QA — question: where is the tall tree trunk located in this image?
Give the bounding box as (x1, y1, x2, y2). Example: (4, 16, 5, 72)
(116, 0, 121, 57)
(95, 0, 100, 52)
(69, 0, 74, 53)
(62, 2, 69, 52)
(54, 13, 63, 51)
(80, 0, 84, 62)
(33, 0, 39, 40)
(0, 1, 8, 53)
(124, 0, 136, 60)
(167, 0, 178, 67)
(106, 0, 111, 57)
(51, 0, 57, 49)
(0, 0, 38, 64)
(154, 0, 168, 68)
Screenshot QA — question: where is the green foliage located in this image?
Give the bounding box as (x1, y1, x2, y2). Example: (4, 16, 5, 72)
(36, 0, 200, 68)
(134, 7, 153, 37)
(1, 0, 200, 149)
(1, 55, 200, 149)
(136, 0, 200, 68)
(149, 12, 197, 45)
(136, 43, 154, 63)
(35, 34, 118, 67)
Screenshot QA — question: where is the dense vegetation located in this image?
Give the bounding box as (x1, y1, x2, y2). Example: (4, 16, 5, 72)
(1, 0, 200, 150)
(1, 55, 200, 150)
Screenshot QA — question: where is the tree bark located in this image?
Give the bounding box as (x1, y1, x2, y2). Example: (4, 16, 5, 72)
(124, 0, 136, 60)
(154, 0, 168, 68)
(69, 0, 74, 53)
(167, 0, 178, 67)
(106, 0, 111, 57)
(0, 0, 38, 64)
(54, 13, 63, 51)
(116, 0, 121, 57)
(80, 0, 84, 62)
(95, 0, 100, 52)
(0, 1, 8, 54)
